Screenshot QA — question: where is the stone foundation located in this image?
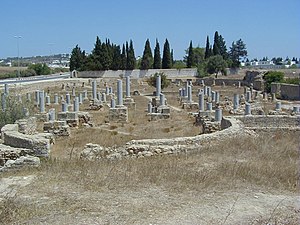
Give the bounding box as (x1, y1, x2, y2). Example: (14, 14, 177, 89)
(43, 121, 70, 136)
(108, 106, 128, 123)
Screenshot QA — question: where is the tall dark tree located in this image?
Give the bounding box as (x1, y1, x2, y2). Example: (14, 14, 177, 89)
(70, 45, 85, 71)
(213, 31, 220, 56)
(170, 49, 174, 67)
(218, 35, 228, 59)
(120, 44, 127, 70)
(186, 41, 195, 68)
(126, 40, 136, 70)
(100, 43, 112, 70)
(162, 39, 172, 69)
(140, 39, 153, 70)
(153, 39, 161, 69)
(204, 36, 211, 59)
(111, 45, 121, 70)
(229, 38, 247, 68)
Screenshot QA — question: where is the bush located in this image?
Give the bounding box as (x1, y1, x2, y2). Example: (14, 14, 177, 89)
(0, 95, 33, 129)
(263, 71, 284, 92)
(284, 77, 299, 85)
(147, 72, 170, 89)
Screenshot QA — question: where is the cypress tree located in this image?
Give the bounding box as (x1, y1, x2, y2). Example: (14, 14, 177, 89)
(218, 35, 228, 59)
(126, 40, 136, 70)
(120, 44, 127, 70)
(205, 36, 211, 59)
(162, 39, 171, 69)
(153, 39, 161, 69)
(140, 39, 153, 70)
(111, 45, 121, 70)
(100, 43, 112, 70)
(186, 41, 195, 68)
(170, 49, 174, 67)
(213, 31, 220, 56)
(70, 45, 85, 71)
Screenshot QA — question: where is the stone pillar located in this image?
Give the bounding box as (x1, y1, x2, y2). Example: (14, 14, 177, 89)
(109, 87, 113, 94)
(215, 91, 220, 103)
(125, 76, 131, 97)
(39, 90, 45, 113)
(206, 102, 212, 111)
(102, 93, 106, 102)
(198, 92, 204, 111)
(46, 95, 51, 106)
(4, 83, 9, 95)
(62, 102, 67, 112)
(263, 92, 268, 101)
(187, 85, 192, 102)
(207, 86, 211, 97)
(201, 80, 205, 86)
(97, 92, 101, 101)
(83, 90, 88, 100)
(35, 90, 40, 105)
(105, 86, 109, 95)
(148, 102, 152, 113)
(160, 93, 165, 106)
(54, 93, 59, 104)
(1, 93, 6, 111)
(178, 88, 182, 97)
(111, 98, 116, 108)
(211, 91, 215, 102)
(271, 93, 276, 102)
(73, 97, 79, 112)
(185, 82, 189, 97)
(79, 93, 83, 104)
(117, 79, 123, 106)
(245, 103, 251, 115)
(66, 93, 71, 105)
(233, 93, 239, 110)
(238, 81, 241, 88)
(215, 108, 222, 122)
(92, 80, 97, 100)
(204, 86, 207, 96)
(26, 93, 31, 102)
(72, 87, 76, 97)
(246, 91, 251, 103)
(156, 75, 161, 97)
(275, 101, 281, 111)
(49, 108, 56, 121)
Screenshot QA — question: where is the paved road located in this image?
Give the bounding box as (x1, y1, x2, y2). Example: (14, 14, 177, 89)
(0, 72, 70, 85)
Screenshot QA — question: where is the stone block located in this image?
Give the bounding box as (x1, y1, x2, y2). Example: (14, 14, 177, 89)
(108, 107, 128, 123)
(43, 121, 70, 136)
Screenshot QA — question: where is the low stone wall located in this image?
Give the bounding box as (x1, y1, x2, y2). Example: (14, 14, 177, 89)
(271, 83, 300, 100)
(235, 115, 300, 130)
(78, 69, 198, 79)
(81, 117, 256, 160)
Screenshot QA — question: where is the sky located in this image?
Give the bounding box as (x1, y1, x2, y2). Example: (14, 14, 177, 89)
(0, 0, 299, 60)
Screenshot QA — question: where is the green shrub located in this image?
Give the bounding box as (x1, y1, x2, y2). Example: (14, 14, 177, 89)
(263, 71, 284, 92)
(147, 72, 170, 90)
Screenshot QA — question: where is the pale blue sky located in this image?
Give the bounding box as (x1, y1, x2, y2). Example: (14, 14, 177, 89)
(1, 0, 299, 60)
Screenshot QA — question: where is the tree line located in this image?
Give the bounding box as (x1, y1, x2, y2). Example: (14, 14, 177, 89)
(70, 32, 247, 76)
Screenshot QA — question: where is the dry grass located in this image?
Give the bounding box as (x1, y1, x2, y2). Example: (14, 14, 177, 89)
(0, 66, 27, 75)
(0, 131, 299, 224)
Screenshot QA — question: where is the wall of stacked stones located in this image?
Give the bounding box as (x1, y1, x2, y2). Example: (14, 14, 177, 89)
(78, 69, 198, 79)
(271, 83, 300, 100)
(235, 115, 300, 129)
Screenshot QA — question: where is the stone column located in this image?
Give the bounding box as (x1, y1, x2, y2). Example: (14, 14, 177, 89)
(97, 92, 102, 101)
(185, 82, 189, 97)
(215, 91, 220, 103)
(73, 97, 79, 112)
(198, 92, 204, 111)
(160, 93, 165, 106)
(117, 79, 123, 106)
(92, 80, 97, 100)
(275, 101, 281, 111)
(105, 86, 109, 95)
(46, 95, 51, 106)
(156, 75, 161, 97)
(1, 93, 6, 111)
(263, 92, 268, 101)
(246, 91, 251, 102)
(72, 87, 76, 97)
(271, 93, 276, 102)
(215, 108, 222, 122)
(61, 102, 67, 112)
(233, 93, 239, 110)
(207, 86, 211, 97)
(49, 108, 56, 121)
(178, 88, 182, 97)
(66, 93, 71, 105)
(4, 83, 9, 95)
(83, 90, 88, 100)
(39, 90, 45, 113)
(204, 86, 207, 96)
(245, 103, 251, 115)
(79, 93, 83, 104)
(35, 90, 40, 105)
(211, 91, 215, 102)
(201, 80, 205, 86)
(109, 87, 113, 94)
(238, 81, 241, 88)
(206, 102, 212, 111)
(111, 98, 116, 108)
(126, 76, 131, 97)
(54, 93, 59, 104)
(26, 93, 31, 102)
(187, 85, 192, 102)
(148, 102, 153, 113)
(102, 93, 106, 102)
